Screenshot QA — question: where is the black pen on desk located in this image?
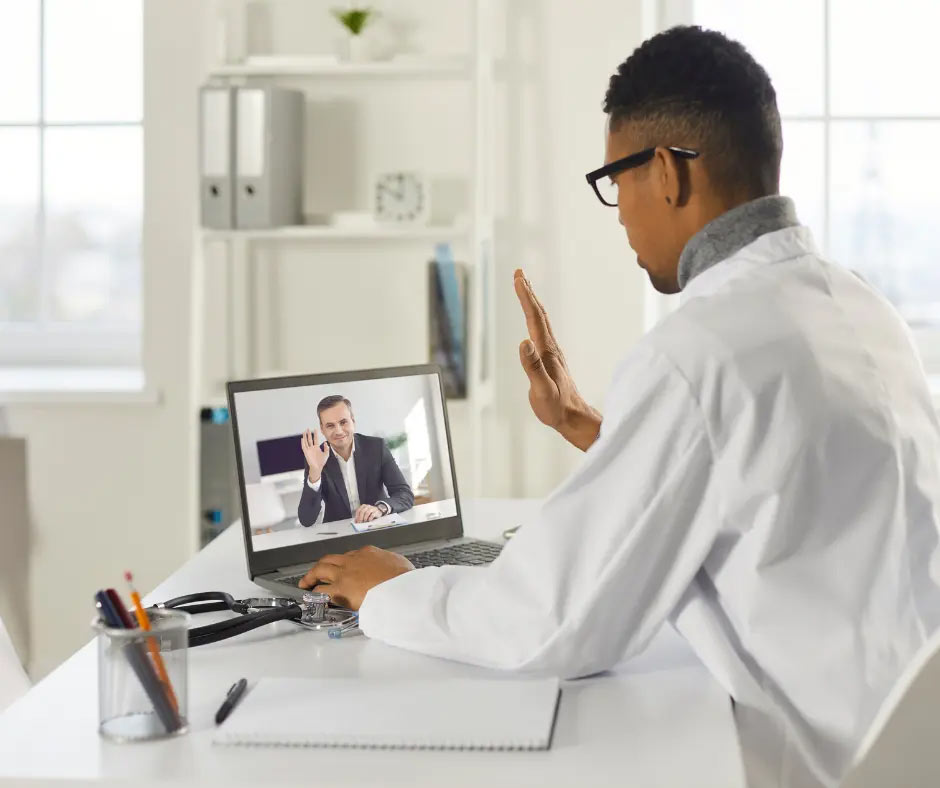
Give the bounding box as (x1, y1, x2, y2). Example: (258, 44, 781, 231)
(215, 678, 248, 724)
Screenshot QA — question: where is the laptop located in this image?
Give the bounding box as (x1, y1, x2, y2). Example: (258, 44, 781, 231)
(227, 364, 503, 599)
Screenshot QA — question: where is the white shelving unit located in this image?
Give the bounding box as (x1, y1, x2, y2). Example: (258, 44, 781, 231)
(207, 57, 471, 80)
(191, 0, 498, 505)
(202, 219, 470, 243)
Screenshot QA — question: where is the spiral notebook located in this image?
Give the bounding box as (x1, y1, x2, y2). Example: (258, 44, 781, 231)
(213, 677, 562, 751)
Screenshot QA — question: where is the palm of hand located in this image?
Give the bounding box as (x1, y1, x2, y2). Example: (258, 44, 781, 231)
(528, 372, 565, 429)
(311, 443, 329, 471)
(514, 268, 600, 451)
(301, 429, 330, 474)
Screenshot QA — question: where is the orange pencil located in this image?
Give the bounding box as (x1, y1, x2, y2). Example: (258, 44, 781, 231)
(125, 571, 179, 713)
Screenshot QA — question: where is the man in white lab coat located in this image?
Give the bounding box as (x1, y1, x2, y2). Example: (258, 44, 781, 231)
(299, 26, 940, 787)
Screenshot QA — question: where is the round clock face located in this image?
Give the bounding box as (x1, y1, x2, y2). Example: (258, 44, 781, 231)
(375, 172, 426, 223)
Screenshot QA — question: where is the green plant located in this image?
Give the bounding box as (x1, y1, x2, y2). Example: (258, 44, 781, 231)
(385, 432, 408, 451)
(331, 7, 374, 36)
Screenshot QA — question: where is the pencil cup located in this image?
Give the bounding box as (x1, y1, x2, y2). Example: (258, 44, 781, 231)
(93, 609, 190, 742)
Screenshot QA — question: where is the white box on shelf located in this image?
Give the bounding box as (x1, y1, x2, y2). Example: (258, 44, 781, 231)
(329, 211, 377, 229)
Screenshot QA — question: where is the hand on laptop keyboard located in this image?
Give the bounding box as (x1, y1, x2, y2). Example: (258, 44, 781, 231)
(280, 541, 502, 588)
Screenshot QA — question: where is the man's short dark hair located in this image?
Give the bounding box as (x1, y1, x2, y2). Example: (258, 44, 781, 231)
(604, 25, 782, 199)
(317, 395, 353, 422)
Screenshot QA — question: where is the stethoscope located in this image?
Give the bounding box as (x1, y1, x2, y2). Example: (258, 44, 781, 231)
(150, 591, 356, 647)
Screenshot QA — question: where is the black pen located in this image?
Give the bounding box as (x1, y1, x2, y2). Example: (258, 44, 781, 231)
(215, 678, 248, 724)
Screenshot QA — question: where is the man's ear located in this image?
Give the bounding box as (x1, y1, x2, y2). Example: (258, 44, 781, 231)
(654, 146, 692, 208)
(654, 146, 681, 207)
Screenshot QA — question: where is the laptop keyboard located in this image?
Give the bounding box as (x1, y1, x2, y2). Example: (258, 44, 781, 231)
(277, 540, 503, 587)
(405, 540, 503, 568)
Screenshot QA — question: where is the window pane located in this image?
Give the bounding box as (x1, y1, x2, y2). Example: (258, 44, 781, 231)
(44, 127, 142, 325)
(831, 0, 940, 117)
(44, 0, 142, 123)
(829, 122, 940, 321)
(0, 0, 40, 122)
(0, 129, 40, 321)
(780, 121, 825, 248)
(693, 0, 824, 116)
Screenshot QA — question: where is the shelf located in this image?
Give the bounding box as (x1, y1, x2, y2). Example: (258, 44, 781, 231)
(201, 221, 470, 243)
(208, 56, 471, 80)
(194, 0, 497, 503)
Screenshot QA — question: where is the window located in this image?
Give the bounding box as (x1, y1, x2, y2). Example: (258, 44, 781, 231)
(690, 1, 940, 362)
(0, 0, 142, 367)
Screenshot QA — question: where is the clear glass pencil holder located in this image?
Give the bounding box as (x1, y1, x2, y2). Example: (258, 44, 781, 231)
(93, 609, 190, 742)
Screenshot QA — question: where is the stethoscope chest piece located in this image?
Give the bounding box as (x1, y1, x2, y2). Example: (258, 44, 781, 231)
(295, 591, 355, 630)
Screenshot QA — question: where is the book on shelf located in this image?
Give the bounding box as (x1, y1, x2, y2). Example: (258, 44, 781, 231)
(429, 242, 467, 399)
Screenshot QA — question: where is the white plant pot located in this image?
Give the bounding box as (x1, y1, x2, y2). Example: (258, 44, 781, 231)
(344, 34, 368, 62)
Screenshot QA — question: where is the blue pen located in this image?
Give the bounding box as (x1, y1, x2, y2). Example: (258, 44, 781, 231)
(327, 614, 361, 639)
(328, 626, 363, 639)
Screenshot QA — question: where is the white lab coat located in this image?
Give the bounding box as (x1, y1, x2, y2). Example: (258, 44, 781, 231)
(359, 226, 940, 787)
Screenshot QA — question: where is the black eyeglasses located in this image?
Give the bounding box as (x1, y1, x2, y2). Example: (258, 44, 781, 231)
(585, 146, 700, 207)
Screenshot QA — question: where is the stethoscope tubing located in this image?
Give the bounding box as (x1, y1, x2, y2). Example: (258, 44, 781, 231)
(152, 591, 304, 647)
(187, 606, 301, 647)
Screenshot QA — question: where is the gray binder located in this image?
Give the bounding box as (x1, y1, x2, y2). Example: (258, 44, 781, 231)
(199, 86, 237, 229)
(235, 87, 305, 229)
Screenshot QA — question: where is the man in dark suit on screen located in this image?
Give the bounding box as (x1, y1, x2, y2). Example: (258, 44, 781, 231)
(298, 394, 414, 526)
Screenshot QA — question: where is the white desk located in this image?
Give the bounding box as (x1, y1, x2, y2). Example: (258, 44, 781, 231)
(251, 499, 459, 550)
(0, 499, 745, 787)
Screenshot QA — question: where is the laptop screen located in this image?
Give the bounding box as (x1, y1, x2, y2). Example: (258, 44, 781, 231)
(230, 369, 459, 554)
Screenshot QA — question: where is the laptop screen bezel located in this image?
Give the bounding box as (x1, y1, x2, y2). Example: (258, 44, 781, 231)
(226, 364, 464, 579)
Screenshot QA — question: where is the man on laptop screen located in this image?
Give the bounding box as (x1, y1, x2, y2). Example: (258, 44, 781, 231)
(298, 394, 414, 527)
(229, 367, 467, 556)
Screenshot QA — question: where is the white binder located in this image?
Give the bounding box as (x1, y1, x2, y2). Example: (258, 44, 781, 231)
(234, 86, 304, 229)
(199, 86, 237, 229)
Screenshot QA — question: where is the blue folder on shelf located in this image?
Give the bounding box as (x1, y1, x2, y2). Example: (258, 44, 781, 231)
(429, 242, 467, 398)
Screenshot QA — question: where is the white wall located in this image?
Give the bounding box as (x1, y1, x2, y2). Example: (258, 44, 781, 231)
(494, 0, 647, 496)
(5, 0, 648, 679)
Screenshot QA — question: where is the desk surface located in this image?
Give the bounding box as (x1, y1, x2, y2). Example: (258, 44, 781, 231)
(0, 499, 745, 787)
(251, 498, 459, 550)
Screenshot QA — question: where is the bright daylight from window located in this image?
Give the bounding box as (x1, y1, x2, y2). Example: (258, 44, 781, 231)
(0, 0, 142, 364)
(693, 0, 940, 328)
